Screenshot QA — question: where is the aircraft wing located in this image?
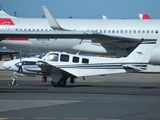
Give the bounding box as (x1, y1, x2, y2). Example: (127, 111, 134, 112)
(0, 30, 141, 44)
(37, 60, 148, 77)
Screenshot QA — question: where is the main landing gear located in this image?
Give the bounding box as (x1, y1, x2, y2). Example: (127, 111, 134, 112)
(51, 75, 69, 87)
(42, 76, 47, 82)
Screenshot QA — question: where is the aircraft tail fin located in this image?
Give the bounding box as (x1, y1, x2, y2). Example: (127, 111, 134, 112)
(139, 14, 151, 19)
(42, 6, 64, 30)
(0, 6, 16, 18)
(125, 39, 156, 63)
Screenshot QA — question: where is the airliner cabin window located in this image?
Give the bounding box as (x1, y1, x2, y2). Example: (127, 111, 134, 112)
(46, 53, 58, 61)
(151, 30, 154, 34)
(82, 58, 89, 63)
(116, 30, 119, 33)
(60, 54, 69, 62)
(142, 30, 145, 33)
(156, 30, 158, 34)
(73, 56, 79, 63)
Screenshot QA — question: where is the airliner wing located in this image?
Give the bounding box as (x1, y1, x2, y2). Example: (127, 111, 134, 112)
(0, 30, 141, 43)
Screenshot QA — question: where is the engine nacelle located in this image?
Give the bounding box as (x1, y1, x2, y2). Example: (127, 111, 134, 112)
(149, 49, 160, 65)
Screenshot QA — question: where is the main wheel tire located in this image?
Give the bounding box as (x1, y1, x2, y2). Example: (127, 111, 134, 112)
(51, 81, 59, 87)
(70, 77, 75, 84)
(58, 79, 66, 87)
(42, 76, 47, 82)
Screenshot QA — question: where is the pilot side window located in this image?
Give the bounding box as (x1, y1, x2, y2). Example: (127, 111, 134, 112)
(46, 53, 58, 61)
(82, 58, 89, 63)
(73, 56, 79, 63)
(60, 54, 69, 62)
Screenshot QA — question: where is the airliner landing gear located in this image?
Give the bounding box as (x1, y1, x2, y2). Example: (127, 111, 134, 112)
(42, 76, 47, 82)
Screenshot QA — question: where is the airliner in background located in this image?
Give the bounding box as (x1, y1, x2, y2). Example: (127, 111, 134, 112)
(0, 6, 152, 60)
(0, 6, 159, 65)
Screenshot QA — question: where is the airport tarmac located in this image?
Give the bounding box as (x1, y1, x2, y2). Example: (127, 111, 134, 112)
(0, 70, 160, 120)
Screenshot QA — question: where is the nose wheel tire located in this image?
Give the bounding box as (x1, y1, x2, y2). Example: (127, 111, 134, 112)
(10, 80, 17, 86)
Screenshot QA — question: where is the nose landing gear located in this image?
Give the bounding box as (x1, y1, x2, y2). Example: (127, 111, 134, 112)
(9, 71, 18, 86)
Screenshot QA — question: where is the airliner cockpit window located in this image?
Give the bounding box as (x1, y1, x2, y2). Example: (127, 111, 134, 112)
(46, 53, 59, 61)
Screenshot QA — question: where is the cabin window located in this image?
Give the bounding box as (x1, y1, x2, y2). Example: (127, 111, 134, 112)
(60, 54, 69, 62)
(142, 30, 145, 33)
(156, 30, 158, 34)
(104, 30, 106, 33)
(82, 58, 89, 63)
(112, 30, 115, 33)
(120, 30, 123, 33)
(147, 30, 150, 33)
(108, 30, 111, 33)
(129, 30, 132, 33)
(138, 30, 141, 33)
(46, 53, 58, 61)
(116, 30, 119, 33)
(133, 30, 136, 33)
(125, 30, 127, 33)
(151, 30, 154, 34)
(73, 56, 79, 63)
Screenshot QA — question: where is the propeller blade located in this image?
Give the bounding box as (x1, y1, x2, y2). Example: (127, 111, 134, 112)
(18, 65, 23, 73)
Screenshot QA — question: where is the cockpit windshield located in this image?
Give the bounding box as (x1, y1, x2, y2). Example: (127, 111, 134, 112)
(46, 53, 59, 61)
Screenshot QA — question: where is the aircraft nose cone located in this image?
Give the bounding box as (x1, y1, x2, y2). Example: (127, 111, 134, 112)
(3, 61, 11, 70)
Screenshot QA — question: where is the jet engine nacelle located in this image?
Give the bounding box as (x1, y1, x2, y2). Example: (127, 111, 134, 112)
(149, 49, 160, 65)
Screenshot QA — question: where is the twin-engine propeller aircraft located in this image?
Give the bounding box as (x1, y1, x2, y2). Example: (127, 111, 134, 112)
(3, 39, 156, 87)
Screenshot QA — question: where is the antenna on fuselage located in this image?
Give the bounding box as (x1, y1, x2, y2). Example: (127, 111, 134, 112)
(13, 11, 17, 17)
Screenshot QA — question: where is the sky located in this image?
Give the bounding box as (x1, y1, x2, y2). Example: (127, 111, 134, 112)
(0, 0, 159, 19)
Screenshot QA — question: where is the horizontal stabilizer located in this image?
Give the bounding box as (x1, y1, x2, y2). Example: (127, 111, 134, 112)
(122, 64, 147, 71)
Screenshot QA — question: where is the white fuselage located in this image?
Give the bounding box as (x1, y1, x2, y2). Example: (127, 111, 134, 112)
(0, 16, 160, 55)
